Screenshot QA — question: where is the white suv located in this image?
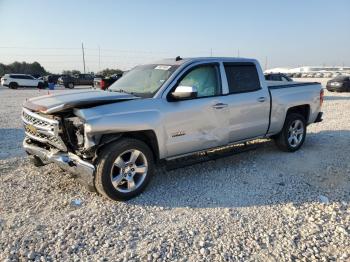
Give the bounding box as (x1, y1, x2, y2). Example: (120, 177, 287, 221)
(1, 74, 44, 89)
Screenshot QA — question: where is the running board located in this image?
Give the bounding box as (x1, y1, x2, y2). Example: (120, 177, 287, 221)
(165, 142, 259, 171)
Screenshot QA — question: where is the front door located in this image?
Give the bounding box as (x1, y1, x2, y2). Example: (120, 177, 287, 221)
(162, 63, 229, 157)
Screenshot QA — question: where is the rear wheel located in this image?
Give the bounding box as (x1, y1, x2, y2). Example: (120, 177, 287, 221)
(274, 113, 306, 152)
(68, 82, 74, 89)
(37, 82, 44, 89)
(95, 138, 154, 201)
(9, 82, 18, 89)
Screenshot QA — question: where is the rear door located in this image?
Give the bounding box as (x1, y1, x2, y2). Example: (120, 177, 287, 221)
(24, 75, 37, 87)
(15, 75, 27, 86)
(81, 74, 93, 85)
(220, 62, 270, 142)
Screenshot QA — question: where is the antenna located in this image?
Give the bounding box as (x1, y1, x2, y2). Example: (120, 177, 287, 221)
(82, 42, 86, 73)
(210, 48, 213, 57)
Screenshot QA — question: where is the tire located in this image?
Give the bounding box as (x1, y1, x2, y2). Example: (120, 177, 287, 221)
(68, 82, 74, 89)
(31, 155, 45, 167)
(37, 82, 44, 89)
(274, 113, 306, 152)
(9, 82, 18, 89)
(95, 138, 154, 201)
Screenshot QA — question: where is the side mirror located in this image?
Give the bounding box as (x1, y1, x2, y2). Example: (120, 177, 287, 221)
(171, 85, 197, 100)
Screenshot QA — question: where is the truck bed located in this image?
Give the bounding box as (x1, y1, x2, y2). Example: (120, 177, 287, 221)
(267, 81, 322, 135)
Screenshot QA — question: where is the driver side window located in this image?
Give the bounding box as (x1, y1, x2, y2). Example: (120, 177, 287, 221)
(178, 65, 221, 98)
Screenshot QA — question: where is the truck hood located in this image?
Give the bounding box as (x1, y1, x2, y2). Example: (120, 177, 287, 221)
(23, 89, 139, 114)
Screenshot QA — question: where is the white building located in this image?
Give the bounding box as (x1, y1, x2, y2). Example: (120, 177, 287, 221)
(265, 66, 350, 74)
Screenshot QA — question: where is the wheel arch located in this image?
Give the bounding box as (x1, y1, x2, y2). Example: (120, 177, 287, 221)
(9, 81, 19, 88)
(96, 130, 160, 163)
(286, 104, 310, 123)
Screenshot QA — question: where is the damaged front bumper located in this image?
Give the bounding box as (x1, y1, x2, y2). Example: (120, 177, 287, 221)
(23, 139, 96, 191)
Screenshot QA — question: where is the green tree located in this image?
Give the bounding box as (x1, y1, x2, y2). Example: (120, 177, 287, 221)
(98, 68, 123, 77)
(62, 70, 81, 76)
(0, 61, 49, 76)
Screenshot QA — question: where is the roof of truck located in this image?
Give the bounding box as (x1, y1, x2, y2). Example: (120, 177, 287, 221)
(154, 57, 257, 65)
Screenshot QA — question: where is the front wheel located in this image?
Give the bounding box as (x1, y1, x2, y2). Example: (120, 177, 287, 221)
(65, 83, 74, 89)
(37, 82, 44, 89)
(274, 113, 306, 152)
(95, 138, 154, 201)
(9, 82, 18, 89)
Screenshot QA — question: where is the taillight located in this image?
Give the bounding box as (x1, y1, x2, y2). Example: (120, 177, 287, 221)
(100, 80, 105, 90)
(320, 89, 324, 106)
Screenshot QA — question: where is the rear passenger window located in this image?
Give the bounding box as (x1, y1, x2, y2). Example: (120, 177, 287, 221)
(224, 63, 261, 93)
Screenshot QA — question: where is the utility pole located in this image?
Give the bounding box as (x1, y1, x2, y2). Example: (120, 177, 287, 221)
(210, 48, 213, 57)
(98, 45, 101, 70)
(237, 49, 240, 57)
(82, 42, 86, 73)
(264, 56, 268, 71)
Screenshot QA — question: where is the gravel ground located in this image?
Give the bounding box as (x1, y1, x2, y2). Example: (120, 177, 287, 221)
(0, 80, 349, 261)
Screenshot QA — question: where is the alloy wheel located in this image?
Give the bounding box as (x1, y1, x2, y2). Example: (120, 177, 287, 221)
(287, 119, 304, 147)
(110, 149, 148, 193)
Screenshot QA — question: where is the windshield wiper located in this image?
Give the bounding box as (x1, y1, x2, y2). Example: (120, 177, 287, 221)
(111, 89, 134, 95)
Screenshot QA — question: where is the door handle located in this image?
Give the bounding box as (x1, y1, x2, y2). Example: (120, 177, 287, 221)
(212, 103, 228, 109)
(257, 97, 266, 102)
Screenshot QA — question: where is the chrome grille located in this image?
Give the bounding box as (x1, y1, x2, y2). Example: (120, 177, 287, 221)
(22, 108, 67, 151)
(23, 113, 51, 128)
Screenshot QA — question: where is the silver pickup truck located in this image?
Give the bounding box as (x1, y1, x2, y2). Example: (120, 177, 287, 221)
(22, 57, 324, 201)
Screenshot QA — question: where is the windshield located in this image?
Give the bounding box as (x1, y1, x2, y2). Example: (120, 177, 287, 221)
(109, 64, 178, 97)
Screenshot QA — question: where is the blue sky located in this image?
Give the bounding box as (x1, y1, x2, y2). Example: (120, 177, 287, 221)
(0, 0, 349, 73)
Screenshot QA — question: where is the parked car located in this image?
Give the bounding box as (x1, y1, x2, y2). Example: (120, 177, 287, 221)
(1, 74, 44, 89)
(292, 73, 302, 78)
(326, 76, 350, 92)
(265, 73, 292, 82)
(22, 57, 323, 201)
(323, 72, 333, 78)
(43, 74, 61, 87)
(332, 72, 342, 78)
(314, 72, 324, 78)
(44, 74, 61, 84)
(93, 73, 123, 90)
(57, 74, 94, 88)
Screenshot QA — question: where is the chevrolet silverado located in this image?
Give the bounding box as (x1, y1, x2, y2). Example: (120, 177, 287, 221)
(21, 57, 324, 201)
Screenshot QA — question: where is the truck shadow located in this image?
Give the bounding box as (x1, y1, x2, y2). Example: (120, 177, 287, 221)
(131, 130, 350, 208)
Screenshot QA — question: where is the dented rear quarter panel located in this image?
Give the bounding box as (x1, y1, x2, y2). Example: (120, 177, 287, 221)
(268, 83, 323, 134)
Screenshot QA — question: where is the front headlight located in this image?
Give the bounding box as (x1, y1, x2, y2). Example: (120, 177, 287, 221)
(64, 117, 85, 148)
